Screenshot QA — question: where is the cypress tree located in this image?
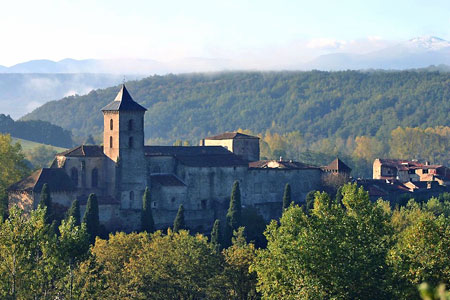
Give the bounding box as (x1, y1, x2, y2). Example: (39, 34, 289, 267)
(67, 199, 81, 226)
(38, 183, 53, 224)
(225, 180, 242, 247)
(335, 186, 344, 206)
(141, 187, 155, 232)
(82, 193, 99, 244)
(210, 219, 222, 251)
(282, 183, 292, 211)
(0, 193, 8, 222)
(305, 190, 316, 213)
(173, 204, 185, 232)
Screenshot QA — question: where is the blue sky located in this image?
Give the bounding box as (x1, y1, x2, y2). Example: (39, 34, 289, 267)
(0, 0, 448, 66)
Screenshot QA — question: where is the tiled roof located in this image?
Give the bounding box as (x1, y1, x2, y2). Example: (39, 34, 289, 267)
(151, 174, 186, 186)
(378, 159, 443, 170)
(8, 168, 75, 193)
(249, 160, 319, 170)
(57, 145, 105, 157)
(145, 146, 249, 167)
(101, 84, 147, 112)
(204, 132, 259, 140)
(322, 158, 352, 172)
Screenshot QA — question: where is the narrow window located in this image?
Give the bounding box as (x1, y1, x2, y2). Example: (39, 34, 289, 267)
(129, 136, 134, 148)
(128, 119, 133, 131)
(110, 119, 113, 130)
(129, 191, 134, 209)
(110, 136, 113, 148)
(70, 168, 78, 186)
(91, 168, 98, 187)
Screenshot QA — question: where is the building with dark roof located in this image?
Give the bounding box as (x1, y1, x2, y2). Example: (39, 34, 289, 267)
(8, 85, 323, 233)
(201, 132, 260, 162)
(321, 158, 352, 175)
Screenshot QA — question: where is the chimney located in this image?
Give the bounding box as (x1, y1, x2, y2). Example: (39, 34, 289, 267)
(425, 161, 430, 166)
(279, 156, 283, 162)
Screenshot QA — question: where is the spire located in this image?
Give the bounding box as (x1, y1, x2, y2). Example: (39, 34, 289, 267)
(101, 84, 147, 112)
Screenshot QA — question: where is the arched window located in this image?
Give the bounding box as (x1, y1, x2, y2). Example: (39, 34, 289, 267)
(91, 168, 98, 187)
(110, 119, 113, 130)
(129, 191, 134, 208)
(110, 136, 113, 148)
(129, 136, 133, 148)
(70, 168, 78, 186)
(128, 119, 133, 131)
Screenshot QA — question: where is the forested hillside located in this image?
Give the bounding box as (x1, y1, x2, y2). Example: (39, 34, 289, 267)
(21, 71, 450, 177)
(0, 114, 72, 148)
(22, 71, 450, 142)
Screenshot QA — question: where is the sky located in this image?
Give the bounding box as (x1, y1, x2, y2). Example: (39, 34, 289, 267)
(0, 0, 449, 66)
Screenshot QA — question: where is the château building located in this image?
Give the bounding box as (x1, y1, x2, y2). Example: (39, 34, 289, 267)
(8, 85, 323, 232)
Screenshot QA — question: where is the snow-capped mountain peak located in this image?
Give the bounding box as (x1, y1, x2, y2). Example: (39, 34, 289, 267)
(405, 36, 450, 50)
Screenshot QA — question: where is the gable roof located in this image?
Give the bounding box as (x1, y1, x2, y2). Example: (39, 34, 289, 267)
(101, 84, 147, 112)
(8, 168, 75, 193)
(145, 146, 249, 167)
(57, 145, 105, 157)
(249, 160, 319, 170)
(377, 159, 443, 170)
(322, 158, 352, 172)
(151, 174, 186, 186)
(204, 132, 259, 140)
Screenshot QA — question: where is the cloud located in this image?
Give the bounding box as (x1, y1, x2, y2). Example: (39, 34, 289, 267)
(306, 38, 345, 50)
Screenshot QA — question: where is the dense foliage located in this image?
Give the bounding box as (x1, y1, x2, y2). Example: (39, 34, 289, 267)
(0, 185, 448, 299)
(0, 114, 73, 148)
(0, 134, 29, 212)
(22, 71, 449, 145)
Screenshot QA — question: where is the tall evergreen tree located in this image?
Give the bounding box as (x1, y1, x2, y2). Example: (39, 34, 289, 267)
(141, 187, 155, 232)
(66, 199, 81, 226)
(173, 204, 186, 232)
(0, 193, 8, 222)
(282, 183, 292, 211)
(305, 190, 316, 213)
(38, 183, 52, 224)
(226, 181, 242, 247)
(210, 219, 222, 252)
(82, 193, 99, 244)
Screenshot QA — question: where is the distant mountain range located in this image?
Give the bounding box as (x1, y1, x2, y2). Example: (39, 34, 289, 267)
(303, 36, 450, 70)
(1, 36, 449, 74)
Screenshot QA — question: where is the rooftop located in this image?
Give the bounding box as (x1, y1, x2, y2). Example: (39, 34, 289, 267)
(249, 159, 319, 170)
(151, 174, 186, 186)
(322, 158, 352, 172)
(57, 145, 105, 157)
(377, 159, 443, 170)
(101, 84, 147, 112)
(204, 132, 259, 140)
(145, 146, 249, 167)
(8, 168, 75, 193)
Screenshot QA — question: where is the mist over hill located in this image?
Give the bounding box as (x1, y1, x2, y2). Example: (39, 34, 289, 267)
(21, 70, 450, 146)
(0, 73, 143, 119)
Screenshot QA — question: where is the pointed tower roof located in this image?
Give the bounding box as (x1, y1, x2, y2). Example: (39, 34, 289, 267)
(322, 158, 352, 173)
(101, 84, 147, 112)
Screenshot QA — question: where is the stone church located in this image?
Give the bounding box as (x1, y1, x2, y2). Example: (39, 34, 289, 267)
(8, 85, 323, 232)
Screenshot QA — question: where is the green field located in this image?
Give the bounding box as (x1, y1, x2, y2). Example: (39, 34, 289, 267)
(11, 137, 67, 152)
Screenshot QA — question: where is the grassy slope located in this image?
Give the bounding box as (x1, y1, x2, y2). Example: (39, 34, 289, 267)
(11, 137, 67, 152)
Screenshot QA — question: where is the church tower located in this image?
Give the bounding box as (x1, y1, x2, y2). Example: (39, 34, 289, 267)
(101, 85, 147, 210)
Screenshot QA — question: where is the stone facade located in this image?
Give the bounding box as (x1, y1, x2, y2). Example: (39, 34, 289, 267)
(8, 85, 323, 233)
